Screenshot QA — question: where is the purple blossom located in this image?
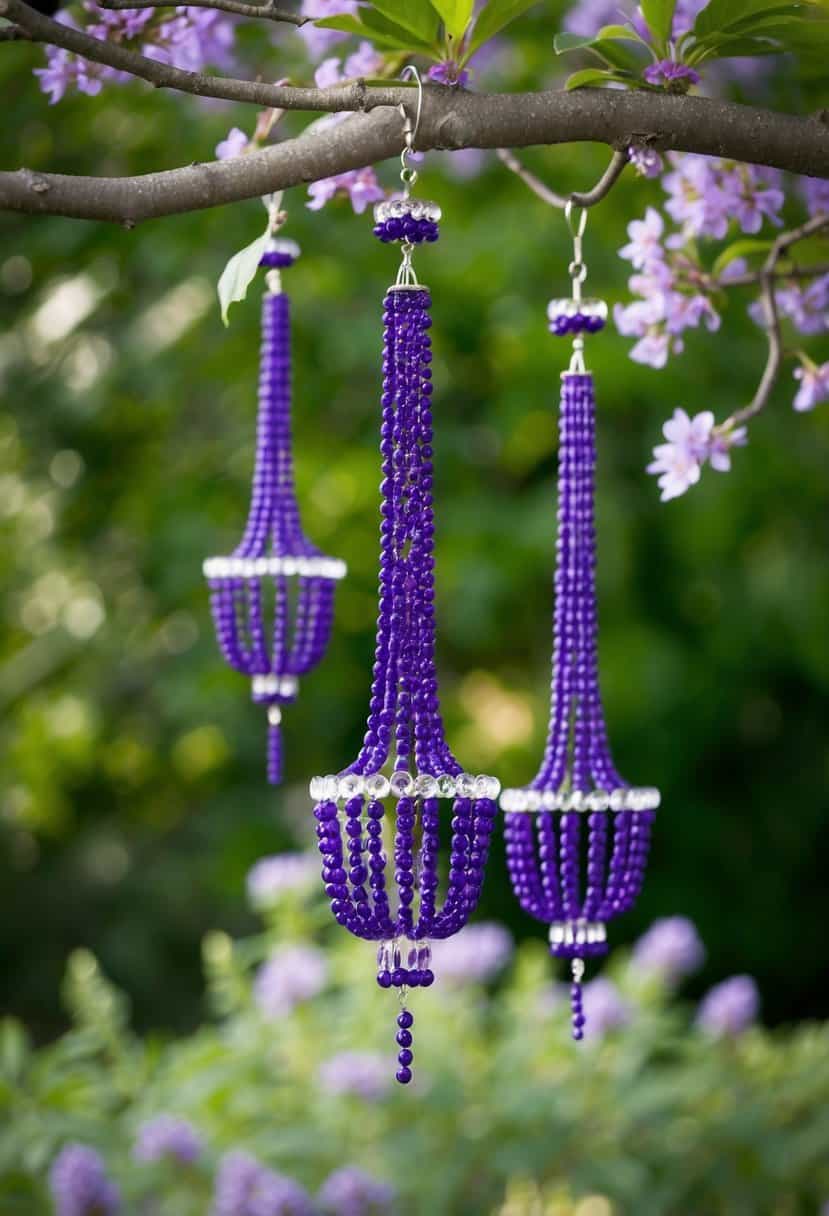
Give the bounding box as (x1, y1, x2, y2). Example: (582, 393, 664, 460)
(427, 61, 470, 87)
(443, 148, 488, 180)
(670, 0, 707, 37)
(799, 175, 829, 217)
(628, 145, 663, 179)
(643, 60, 700, 90)
(663, 155, 784, 240)
(318, 1167, 395, 1216)
(253, 944, 328, 1018)
(633, 916, 705, 982)
(696, 974, 760, 1037)
(50, 1145, 120, 1216)
(150, 8, 236, 73)
(619, 207, 666, 270)
(317, 1051, 390, 1102)
(793, 361, 829, 412)
(429, 922, 513, 984)
(707, 423, 747, 472)
(84, 0, 154, 40)
(133, 1115, 204, 1165)
(750, 275, 829, 336)
(646, 408, 713, 500)
(344, 41, 383, 79)
(297, 0, 359, 59)
(216, 127, 249, 160)
(306, 168, 385, 215)
(246, 852, 318, 908)
(34, 14, 119, 103)
(213, 1152, 313, 1216)
(581, 978, 630, 1040)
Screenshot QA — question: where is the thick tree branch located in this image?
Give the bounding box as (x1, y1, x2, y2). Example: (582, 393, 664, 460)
(1, 6, 828, 226)
(97, 0, 307, 26)
(0, 21, 29, 38)
(722, 214, 829, 430)
(496, 147, 628, 209)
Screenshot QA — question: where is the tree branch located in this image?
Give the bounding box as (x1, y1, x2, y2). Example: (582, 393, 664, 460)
(722, 214, 829, 430)
(0, 21, 29, 39)
(716, 259, 829, 288)
(97, 0, 307, 26)
(1, 6, 829, 226)
(496, 147, 628, 209)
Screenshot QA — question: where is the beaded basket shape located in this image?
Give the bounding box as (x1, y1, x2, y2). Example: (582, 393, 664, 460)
(204, 239, 346, 784)
(500, 218, 660, 1039)
(309, 197, 500, 1085)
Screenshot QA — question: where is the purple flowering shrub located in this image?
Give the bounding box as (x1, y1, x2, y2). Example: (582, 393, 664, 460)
(3, 870, 829, 1214)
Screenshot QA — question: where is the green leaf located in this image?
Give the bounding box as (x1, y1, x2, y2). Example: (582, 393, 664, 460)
(693, 0, 814, 39)
(368, 0, 440, 43)
(428, 0, 475, 39)
(316, 12, 434, 51)
(590, 36, 647, 69)
(217, 224, 270, 327)
(554, 31, 597, 52)
(597, 22, 647, 40)
(565, 67, 634, 88)
(640, 0, 677, 46)
(468, 0, 541, 53)
(712, 239, 774, 276)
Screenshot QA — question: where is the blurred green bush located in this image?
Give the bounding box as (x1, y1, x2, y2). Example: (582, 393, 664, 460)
(2, 873, 829, 1214)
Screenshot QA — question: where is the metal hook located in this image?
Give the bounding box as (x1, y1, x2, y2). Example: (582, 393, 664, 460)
(564, 198, 588, 239)
(398, 64, 423, 156)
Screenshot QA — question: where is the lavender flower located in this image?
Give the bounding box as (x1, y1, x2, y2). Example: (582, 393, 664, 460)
(150, 7, 235, 73)
(633, 916, 705, 982)
(750, 275, 829, 336)
(318, 1167, 395, 1216)
(246, 852, 318, 908)
(297, 0, 359, 59)
(643, 61, 700, 90)
(133, 1115, 204, 1165)
(619, 207, 666, 270)
(429, 922, 513, 984)
(50, 1144, 120, 1216)
(793, 361, 829, 412)
(799, 175, 829, 217)
(253, 944, 328, 1018)
(646, 408, 712, 500)
(663, 155, 784, 241)
(306, 168, 385, 215)
(213, 1151, 313, 1216)
(696, 975, 760, 1037)
(216, 127, 249, 160)
(563, 0, 625, 37)
(428, 61, 470, 87)
(581, 978, 630, 1040)
(628, 146, 663, 179)
(317, 1051, 390, 1102)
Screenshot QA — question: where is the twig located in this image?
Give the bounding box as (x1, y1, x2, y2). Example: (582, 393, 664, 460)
(723, 214, 829, 429)
(717, 259, 829, 289)
(0, 21, 29, 38)
(496, 146, 628, 209)
(97, 0, 307, 25)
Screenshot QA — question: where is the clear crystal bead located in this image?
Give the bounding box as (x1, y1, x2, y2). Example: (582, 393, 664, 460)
(418, 943, 431, 968)
(309, 776, 325, 801)
(339, 773, 363, 800)
(366, 773, 390, 799)
(377, 942, 390, 969)
(390, 770, 414, 798)
(456, 773, 476, 797)
(322, 775, 339, 800)
(436, 774, 456, 798)
(407, 945, 419, 967)
(526, 790, 542, 812)
(415, 773, 438, 798)
(609, 788, 625, 811)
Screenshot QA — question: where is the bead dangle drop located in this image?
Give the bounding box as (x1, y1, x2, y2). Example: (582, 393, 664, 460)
(501, 201, 660, 1040)
(204, 199, 346, 784)
(309, 71, 500, 1085)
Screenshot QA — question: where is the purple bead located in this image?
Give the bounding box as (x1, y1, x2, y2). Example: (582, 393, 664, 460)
(396, 1029, 413, 1048)
(397, 1048, 413, 1066)
(396, 1067, 412, 1084)
(397, 1010, 414, 1028)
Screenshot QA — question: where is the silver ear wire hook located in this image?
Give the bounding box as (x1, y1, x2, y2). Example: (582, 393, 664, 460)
(398, 64, 423, 197)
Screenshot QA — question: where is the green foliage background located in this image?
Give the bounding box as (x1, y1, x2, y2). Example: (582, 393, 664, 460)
(0, 1, 828, 1053)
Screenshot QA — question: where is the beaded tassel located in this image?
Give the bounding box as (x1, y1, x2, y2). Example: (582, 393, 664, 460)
(204, 239, 346, 783)
(500, 207, 660, 1040)
(310, 198, 500, 1085)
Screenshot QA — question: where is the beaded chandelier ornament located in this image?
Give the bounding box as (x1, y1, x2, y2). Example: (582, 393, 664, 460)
(204, 201, 346, 784)
(500, 203, 661, 1039)
(308, 72, 500, 1086)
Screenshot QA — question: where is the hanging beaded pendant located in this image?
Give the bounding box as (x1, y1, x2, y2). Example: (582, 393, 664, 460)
(500, 205, 660, 1039)
(204, 230, 346, 784)
(309, 108, 500, 1084)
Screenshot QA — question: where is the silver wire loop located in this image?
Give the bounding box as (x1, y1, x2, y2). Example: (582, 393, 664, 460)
(395, 242, 419, 288)
(564, 199, 588, 239)
(398, 65, 423, 199)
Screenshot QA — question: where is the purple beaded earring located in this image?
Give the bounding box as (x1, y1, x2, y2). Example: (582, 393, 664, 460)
(204, 201, 346, 784)
(308, 70, 500, 1085)
(500, 203, 660, 1039)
